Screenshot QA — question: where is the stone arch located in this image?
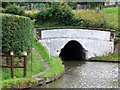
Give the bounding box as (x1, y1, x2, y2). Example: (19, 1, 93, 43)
(59, 40, 87, 60)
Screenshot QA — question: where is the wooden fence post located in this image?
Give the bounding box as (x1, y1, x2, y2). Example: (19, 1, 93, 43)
(23, 51, 27, 77)
(10, 51, 14, 78)
(24, 56, 27, 77)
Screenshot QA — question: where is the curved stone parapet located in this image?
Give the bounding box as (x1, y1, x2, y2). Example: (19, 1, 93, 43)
(42, 29, 111, 41)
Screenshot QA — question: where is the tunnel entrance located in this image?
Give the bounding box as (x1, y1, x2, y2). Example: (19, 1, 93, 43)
(59, 40, 86, 61)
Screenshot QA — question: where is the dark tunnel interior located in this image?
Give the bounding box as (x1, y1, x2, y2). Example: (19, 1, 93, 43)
(59, 40, 86, 61)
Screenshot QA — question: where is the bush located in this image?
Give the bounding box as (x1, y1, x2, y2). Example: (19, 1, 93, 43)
(2, 14, 33, 55)
(116, 31, 120, 38)
(0, 8, 5, 13)
(24, 10, 38, 20)
(71, 17, 92, 27)
(51, 3, 73, 25)
(93, 19, 107, 28)
(114, 38, 120, 45)
(4, 4, 24, 16)
(114, 31, 120, 45)
(36, 2, 73, 25)
(36, 8, 52, 22)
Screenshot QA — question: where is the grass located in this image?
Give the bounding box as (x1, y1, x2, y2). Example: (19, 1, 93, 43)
(2, 52, 45, 80)
(90, 52, 119, 61)
(33, 39, 64, 78)
(73, 9, 104, 24)
(101, 6, 118, 30)
(1, 78, 36, 89)
(39, 57, 64, 78)
(102, 6, 120, 52)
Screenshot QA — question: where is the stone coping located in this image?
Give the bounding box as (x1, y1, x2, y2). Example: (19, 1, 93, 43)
(30, 72, 64, 89)
(8, 72, 64, 89)
(36, 27, 115, 32)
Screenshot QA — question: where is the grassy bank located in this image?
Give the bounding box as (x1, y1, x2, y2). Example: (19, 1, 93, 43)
(1, 78, 36, 89)
(33, 39, 64, 78)
(2, 52, 45, 80)
(90, 52, 119, 61)
(73, 9, 104, 24)
(102, 6, 118, 30)
(1, 39, 64, 88)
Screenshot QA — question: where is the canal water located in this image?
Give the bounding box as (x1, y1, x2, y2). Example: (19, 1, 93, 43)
(37, 61, 119, 88)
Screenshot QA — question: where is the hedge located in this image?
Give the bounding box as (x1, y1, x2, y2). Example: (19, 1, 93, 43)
(2, 13, 33, 55)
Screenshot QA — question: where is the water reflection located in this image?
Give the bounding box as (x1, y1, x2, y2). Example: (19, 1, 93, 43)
(38, 61, 119, 88)
(64, 61, 86, 76)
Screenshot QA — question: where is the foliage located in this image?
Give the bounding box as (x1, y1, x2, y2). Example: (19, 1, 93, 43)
(36, 8, 52, 22)
(4, 4, 24, 16)
(2, 2, 11, 8)
(67, 2, 77, 8)
(69, 17, 92, 27)
(0, 8, 5, 13)
(51, 2, 73, 25)
(2, 14, 33, 55)
(14, 57, 20, 66)
(36, 2, 73, 25)
(116, 31, 120, 38)
(34, 2, 109, 28)
(36, 6, 107, 28)
(31, 2, 50, 10)
(34, 21, 63, 28)
(2, 2, 26, 8)
(24, 10, 38, 20)
(114, 38, 120, 45)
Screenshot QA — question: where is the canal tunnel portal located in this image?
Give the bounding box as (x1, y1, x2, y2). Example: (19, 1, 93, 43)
(39, 29, 114, 59)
